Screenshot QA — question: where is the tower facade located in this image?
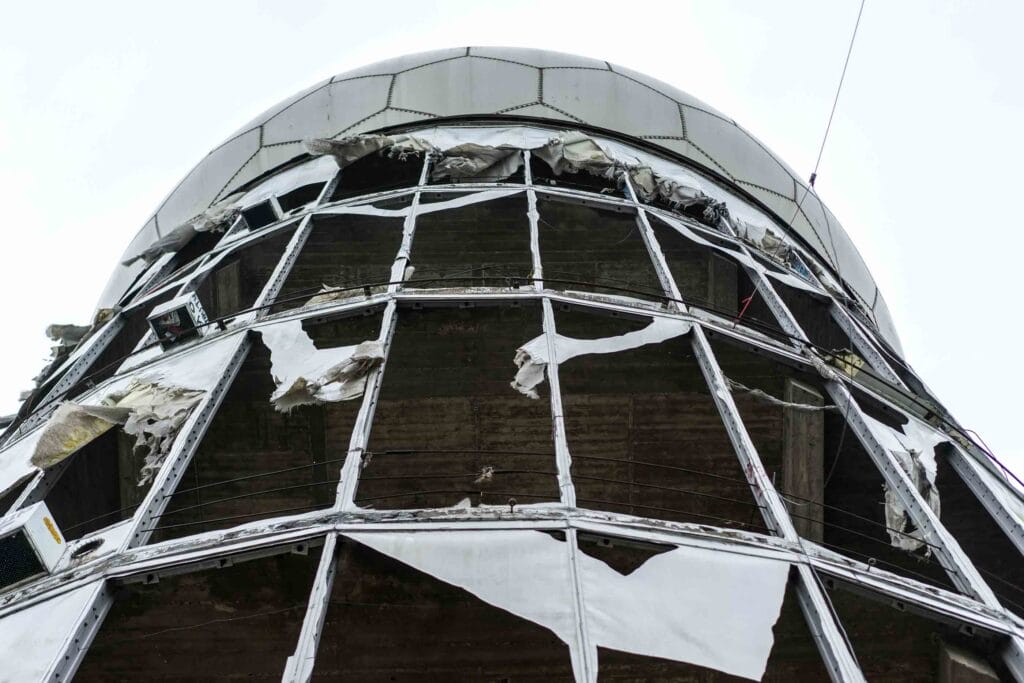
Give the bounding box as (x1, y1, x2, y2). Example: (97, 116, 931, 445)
(0, 48, 1021, 682)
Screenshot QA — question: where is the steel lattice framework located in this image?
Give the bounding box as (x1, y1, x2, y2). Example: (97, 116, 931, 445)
(0, 49, 1022, 683)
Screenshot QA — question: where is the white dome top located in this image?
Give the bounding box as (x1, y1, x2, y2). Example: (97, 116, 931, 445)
(110, 47, 898, 350)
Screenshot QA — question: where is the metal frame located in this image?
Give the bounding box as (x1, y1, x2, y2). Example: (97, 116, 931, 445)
(4, 130, 1023, 681)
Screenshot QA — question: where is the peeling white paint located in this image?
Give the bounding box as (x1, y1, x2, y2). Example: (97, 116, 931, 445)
(258, 319, 382, 412)
(512, 317, 692, 398)
(346, 529, 788, 682)
(0, 581, 99, 683)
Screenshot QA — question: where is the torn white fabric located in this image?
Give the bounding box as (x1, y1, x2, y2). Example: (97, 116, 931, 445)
(30, 382, 203, 486)
(657, 213, 821, 296)
(580, 540, 789, 681)
(237, 155, 337, 208)
(512, 317, 692, 398)
(347, 530, 788, 682)
(0, 582, 100, 683)
(305, 133, 433, 169)
(123, 198, 238, 266)
(258, 319, 382, 412)
(534, 131, 620, 180)
(115, 382, 205, 486)
(865, 414, 947, 552)
(430, 143, 523, 182)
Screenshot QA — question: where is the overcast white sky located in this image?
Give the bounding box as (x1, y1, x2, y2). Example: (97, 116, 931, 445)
(0, 1, 1021, 474)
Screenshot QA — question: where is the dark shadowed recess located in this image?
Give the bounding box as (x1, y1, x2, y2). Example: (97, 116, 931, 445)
(330, 152, 424, 201)
(75, 547, 321, 681)
(194, 226, 296, 322)
(826, 583, 1012, 682)
(312, 535, 575, 681)
(554, 305, 766, 531)
(709, 333, 958, 591)
(537, 198, 663, 302)
(152, 310, 382, 542)
(935, 444, 1024, 619)
(357, 302, 559, 510)
(270, 212, 405, 314)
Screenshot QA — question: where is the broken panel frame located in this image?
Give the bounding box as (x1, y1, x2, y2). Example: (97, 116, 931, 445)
(714, 220, 1024, 677)
(8, 140, 1024, 681)
(617, 177, 866, 682)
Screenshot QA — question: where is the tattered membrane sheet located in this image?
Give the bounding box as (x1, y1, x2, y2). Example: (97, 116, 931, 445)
(347, 529, 788, 681)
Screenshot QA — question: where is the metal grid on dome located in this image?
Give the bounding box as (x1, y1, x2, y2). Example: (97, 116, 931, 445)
(98, 48, 898, 355)
(1, 129, 1023, 682)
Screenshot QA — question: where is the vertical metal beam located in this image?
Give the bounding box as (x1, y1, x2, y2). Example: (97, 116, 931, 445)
(523, 151, 544, 294)
(336, 300, 399, 510)
(282, 534, 339, 682)
(542, 298, 576, 507)
(565, 528, 596, 683)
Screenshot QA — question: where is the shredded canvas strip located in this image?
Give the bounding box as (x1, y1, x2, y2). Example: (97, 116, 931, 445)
(512, 317, 692, 398)
(347, 529, 788, 681)
(865, 413, 948, 552)
(30, 382, 204, 486)
(258, 319, 383, 412)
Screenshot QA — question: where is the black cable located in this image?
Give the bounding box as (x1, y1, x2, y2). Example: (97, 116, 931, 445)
(789, 0, 867, 225)
(573, 497, 770, 533)
(570, 473, 765, 510)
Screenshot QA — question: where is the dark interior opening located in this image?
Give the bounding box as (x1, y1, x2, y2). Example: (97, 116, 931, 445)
(406, 194, 533, 288)
(40, 427, 150, 541)
(428, 152, 525, 184)
(241, 200, 278, 231)
(935, 446, 1024, 618)
(270, 213, 404, 314)
(278, 183, 326, 214)
(329, 152, 424, 201)
(356, 303, 559, 510)
(530, 155, 623, 196)
(311, 535, 575, 680)
(76, 547, 321, 681)
(195, 226, 296, 321)
(555, 306, 766, 531)
(537, 198, 663, 302)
